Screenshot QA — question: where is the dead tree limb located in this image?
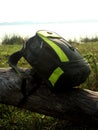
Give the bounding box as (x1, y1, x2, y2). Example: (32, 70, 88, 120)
(0, 68, 98, 127)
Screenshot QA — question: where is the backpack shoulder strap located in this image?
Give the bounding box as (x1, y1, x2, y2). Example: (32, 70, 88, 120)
(8, 50, 23, 78)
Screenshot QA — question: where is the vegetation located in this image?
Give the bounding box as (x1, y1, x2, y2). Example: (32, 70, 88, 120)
(80, 36, 98, 43)
(0, 35, 98, 129)
(1, 34, 26, 45)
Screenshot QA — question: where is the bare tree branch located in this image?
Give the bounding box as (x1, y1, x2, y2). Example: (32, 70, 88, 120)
(0, 68, 98, 127)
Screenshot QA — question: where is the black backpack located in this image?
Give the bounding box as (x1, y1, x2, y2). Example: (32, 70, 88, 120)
(8, 30, 91, 91)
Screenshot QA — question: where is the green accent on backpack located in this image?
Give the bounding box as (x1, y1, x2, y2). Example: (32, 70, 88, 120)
(37, 30, 61, 38)
(37, 31, 69, 62)
(49, 67, 64, 86)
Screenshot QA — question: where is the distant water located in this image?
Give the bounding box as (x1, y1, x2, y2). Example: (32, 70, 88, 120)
(0, 22, 98, 42)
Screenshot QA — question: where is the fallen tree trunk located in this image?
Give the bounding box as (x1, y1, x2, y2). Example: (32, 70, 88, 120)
(0, 68, 98, 127)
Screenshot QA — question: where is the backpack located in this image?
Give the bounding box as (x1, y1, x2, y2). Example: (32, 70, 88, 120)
(8, 30, 91, 91)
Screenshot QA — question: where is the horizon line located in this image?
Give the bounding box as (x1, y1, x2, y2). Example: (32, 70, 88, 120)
(0, 19, 98, 26)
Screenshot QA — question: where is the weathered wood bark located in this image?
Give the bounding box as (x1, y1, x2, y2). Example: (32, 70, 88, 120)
(0, 68, 98, 128)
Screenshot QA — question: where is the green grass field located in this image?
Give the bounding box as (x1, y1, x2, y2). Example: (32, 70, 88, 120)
(0, 42, 98, 129)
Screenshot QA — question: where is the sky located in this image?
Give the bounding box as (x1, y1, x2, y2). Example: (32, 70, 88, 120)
(0, 0, 98, 23)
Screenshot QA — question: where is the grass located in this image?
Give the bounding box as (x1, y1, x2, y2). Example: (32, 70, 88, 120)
(0, 42, 98, 129)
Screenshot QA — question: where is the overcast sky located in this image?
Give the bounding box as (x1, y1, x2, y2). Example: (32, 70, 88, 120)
(0, 0, 98, 23)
